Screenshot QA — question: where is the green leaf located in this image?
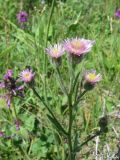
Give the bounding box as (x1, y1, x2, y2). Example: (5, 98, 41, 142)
(0, 43, 16, 58)
(31, 139, 48, 157)
(47, 115, 68, 136)
(20, 114, 35, 131)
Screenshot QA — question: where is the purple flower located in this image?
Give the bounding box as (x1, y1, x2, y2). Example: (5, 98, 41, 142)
(64, 38, 95, 56)
(20, 69, 34, 83)
(4, 69, 13, 80)
(5, 94, 12, 108)
(0, 131, 4, 137)
(17, 11, 28, 23)
(15, 119, 21, 130)
(0, 70, 25, 108)
(0, 82, 5, 88)
(115, 9, 120, 18)
(84, 70, 102, 85)
(46, 43, 65, 59)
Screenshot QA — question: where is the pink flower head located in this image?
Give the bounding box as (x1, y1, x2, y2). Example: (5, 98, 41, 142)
(20, 69, 34, 83)
(17, 11, 28, 23)
(64, 38, 95, 56)
(84, 70, 102, 85)
(46, 43, 65, 59)
(4, 69, 13, 80)
(115, 9, 120, 18)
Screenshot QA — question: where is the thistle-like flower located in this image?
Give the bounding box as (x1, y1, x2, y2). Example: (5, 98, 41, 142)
(64, 38, 95, 56)
(4, 69, 13, 80)
(17, 11, 28, 23)
(20, 69, 34, 83)
(84, 70, 102, 86)
(115, 9, 120, 18)
(0, 70, 24, 107)
(46, 43, 65, 59)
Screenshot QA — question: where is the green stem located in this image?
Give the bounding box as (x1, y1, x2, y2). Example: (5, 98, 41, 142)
(74, 90, 87, 107)
(67, 55, 74, 93)
(19, 146, 31, 160)
(12, 100, 18, 119)
(32, 87, 68, 136)
(28, 139, 33, 155)
(44, 0, 55, 103)
(75, 131, 101, 152)
(55, 65, 68, 95)
(68, 95, 73, 160)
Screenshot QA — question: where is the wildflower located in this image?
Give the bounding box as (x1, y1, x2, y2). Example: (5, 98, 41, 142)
(15, 119, 21, 130)
(0, 131, 4, 137)
(0, 82, 5, 88)
(0, 70, 24, 107)
(17, 11, 28, 23)
(46, 43, 65, 59)
(20, 69, 34, 83)
(115, 9, 120, 18)
(5, 94, 12, 108)
(4, 69, 13, 80)
(64, 38, 95, 56)
(84, 70, 102, 87)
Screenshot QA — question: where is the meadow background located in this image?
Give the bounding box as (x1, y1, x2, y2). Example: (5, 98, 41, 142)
(0, 0, 120, 159)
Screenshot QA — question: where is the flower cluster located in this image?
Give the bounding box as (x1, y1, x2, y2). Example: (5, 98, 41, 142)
(0, 69, 34, 108)
(46, 37, 101, 87)
(46, 38, 95, 59)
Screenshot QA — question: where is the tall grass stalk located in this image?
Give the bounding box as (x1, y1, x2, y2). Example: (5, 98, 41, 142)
(44, 0, 55, 103)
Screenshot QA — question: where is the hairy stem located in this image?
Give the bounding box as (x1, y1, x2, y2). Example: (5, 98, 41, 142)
(68, 94, 73, 160)
(55, 65, 68, 95)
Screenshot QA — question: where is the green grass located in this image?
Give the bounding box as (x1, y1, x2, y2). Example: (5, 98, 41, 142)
(0, 0, 120, 159)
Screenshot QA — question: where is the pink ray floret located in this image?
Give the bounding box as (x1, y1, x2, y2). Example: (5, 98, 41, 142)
(85, 70, 102, 85)
(20, 69, 35, 83)
(4, 69, 13, 80)
(64, 38, 95, 56)
(46, 43, 65, 58)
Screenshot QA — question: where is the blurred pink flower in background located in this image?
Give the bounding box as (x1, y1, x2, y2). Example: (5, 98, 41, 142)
(17, 11, 28, 23)
(115, 9, 120, 18)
